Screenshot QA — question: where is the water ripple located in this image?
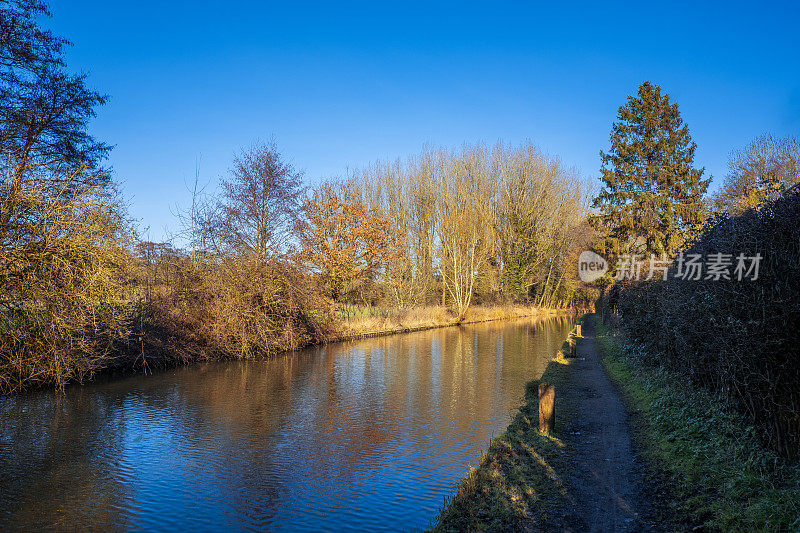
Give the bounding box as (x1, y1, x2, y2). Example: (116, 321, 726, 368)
(0, 317, 572, 531)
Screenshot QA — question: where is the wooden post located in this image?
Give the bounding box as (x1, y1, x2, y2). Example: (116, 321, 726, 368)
(538, 382, 555, 435)
(576, 324, 582, 337)
(570, 338, 576, 357)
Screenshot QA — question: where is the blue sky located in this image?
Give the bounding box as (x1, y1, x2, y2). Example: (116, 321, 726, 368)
(48, 1, 800, 242)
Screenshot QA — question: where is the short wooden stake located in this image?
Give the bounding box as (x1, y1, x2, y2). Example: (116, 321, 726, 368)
(576, 324, 582, 337)
(538, 382, 555, 435)
(570, 338, 576, 357)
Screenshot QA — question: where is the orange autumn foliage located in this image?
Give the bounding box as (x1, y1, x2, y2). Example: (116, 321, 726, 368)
(298, 181, 399, 303)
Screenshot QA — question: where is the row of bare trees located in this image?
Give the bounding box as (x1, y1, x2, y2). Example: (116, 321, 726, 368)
(356, 142, 592, 318)
(175, 141, 594, 317)
(161, 141, 592, 349)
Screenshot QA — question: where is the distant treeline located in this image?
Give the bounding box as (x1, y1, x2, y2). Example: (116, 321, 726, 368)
(133, 140, 595, 365)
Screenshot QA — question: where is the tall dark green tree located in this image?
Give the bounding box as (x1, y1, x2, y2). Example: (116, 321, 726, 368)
(591, 81, 709, 257)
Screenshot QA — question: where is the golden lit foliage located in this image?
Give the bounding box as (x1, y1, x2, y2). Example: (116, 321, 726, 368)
(356, 142, 592, 315)
(0, 1, 127, 391)
(432, 145, 496, 319)
(199, 257, 332, 356)
(0, 165, 129, 391)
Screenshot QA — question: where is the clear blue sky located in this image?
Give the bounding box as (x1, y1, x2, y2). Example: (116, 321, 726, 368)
(48, 1, 800, 242)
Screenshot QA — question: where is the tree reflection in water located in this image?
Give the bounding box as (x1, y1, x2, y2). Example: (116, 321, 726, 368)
(0, 316, 572, 531)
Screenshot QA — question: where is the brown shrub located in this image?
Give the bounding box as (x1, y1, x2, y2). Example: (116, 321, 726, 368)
(0, 176, 131, 392)
(143, 255, 333, 360)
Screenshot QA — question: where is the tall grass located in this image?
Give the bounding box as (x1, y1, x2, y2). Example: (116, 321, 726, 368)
(333, 305, 573, 341)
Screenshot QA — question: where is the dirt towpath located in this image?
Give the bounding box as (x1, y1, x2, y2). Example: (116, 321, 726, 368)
(558, 314, 652, 532)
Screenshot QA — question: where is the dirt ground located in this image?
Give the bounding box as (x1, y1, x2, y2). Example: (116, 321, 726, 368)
(558, 314, 653, 532)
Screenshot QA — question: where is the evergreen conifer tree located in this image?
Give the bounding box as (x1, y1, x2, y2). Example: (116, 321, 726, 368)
(591, 81, 709, 257)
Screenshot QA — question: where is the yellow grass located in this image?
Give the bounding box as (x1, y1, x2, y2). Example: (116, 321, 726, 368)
(332, 305, 574, 342)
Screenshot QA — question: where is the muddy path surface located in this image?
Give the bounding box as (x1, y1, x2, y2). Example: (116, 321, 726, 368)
(559, 314, 653, 532)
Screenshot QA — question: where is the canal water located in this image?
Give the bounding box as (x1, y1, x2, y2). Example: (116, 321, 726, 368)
(0, 316, 572, 531)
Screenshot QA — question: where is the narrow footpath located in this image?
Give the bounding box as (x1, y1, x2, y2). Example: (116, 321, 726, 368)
(559, 314, 653, 532)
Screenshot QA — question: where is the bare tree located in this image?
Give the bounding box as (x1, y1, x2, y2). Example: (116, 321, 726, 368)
(710, 134, 799, 215)
(407, 153, 438, 303)
(356, 141, 590, 313)
(0, 1, 128, 391)
(357, 158, 430, 307)
(434, 145, 496, 320)
(171, 159, 213, 268)
(211, 140, 303, 259)
(495, 142, 587, 303)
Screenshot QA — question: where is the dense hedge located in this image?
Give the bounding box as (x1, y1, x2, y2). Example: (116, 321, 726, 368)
(610, 185, 800, 457)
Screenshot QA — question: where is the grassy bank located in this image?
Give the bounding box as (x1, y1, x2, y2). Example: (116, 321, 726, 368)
(333, 305, 576, 342)
(596, 317, 800, 531)
(431, 325, 582, 532)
